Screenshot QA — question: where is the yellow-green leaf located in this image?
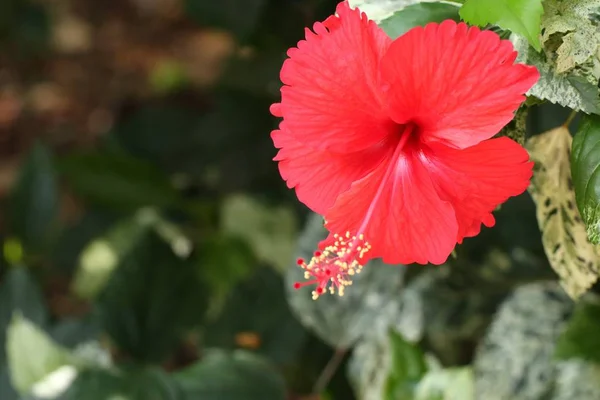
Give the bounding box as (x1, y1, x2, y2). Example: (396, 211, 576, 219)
(527, 126, 600, 298)
(460, 0, 544, 51)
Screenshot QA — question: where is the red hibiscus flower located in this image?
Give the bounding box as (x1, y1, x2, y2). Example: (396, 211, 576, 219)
(271, 1, 539, 298)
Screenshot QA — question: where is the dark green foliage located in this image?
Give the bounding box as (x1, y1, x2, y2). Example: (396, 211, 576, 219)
(96, 230, 209, 363)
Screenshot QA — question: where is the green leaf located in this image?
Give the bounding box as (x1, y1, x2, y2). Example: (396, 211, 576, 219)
(6, 315, 72, 394)
(0, 266, 48, 362)
(97, 230, 208, 362)
(173, 349, 286, 400)
(384, 330, 428, 400)
(121, 367, 183, 400)
(287, 213, 406, 348)
(52, 366, 183, 400)
(198, 234, 256, 302)
(71, 215, 151, 300)
(348, 0, 427, 23)
(460, 0, 544, 51)
(57, 150, 180, 211)
(555, 299, 600, 364)
(571, 114, 600, 244)
(415, 367, 474, 400)
(51, 209, 120, 276)
(203, 268, 307, 365)
(380, 3, 461, 39)
(50, 316, 101, 349)
(511, 34, 600, 114)
(8, 143, 59, 252)
(221, 194, 297, 272)
(52, 368, 123, 400)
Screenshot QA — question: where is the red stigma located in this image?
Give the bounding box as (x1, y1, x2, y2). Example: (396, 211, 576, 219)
(293, 231, 371, 300)
(296, 257, 305, 265)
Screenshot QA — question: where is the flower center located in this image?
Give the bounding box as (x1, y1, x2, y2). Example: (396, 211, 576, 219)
(294, 124, 417, 300)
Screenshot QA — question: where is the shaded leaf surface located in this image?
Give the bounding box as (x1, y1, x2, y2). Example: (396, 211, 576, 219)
(58, 150, 180, 211)
(97, 230, 209, 362)
(203, 268, 306, 365)
(173, 349, 286, 400)
(379, 2, 460, 39)
(0, 267, 48, 362)
(8, 143, 58, 252)
(286, 213, 405, 348)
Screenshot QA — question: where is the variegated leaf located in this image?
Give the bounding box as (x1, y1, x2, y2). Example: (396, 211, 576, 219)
(527, 126, 600, 298)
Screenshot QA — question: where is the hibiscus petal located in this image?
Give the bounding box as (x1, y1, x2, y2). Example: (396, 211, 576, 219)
(380, 20, 539, 149)
(275, 1, 394, 153)
(421, 137, 533, 242)
(324, 149, 458, 265)
(272, 126, 389, 214)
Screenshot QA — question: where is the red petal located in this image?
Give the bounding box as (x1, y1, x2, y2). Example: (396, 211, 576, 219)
(272, 126, 390, 214)
(275, 1, 393, 153)
(324, 149, 458, 265)
(423, 137, 533, 242)
(380, 21, 539, 149)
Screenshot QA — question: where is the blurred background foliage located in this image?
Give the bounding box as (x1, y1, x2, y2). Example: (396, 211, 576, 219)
(0, 0, 599, 399)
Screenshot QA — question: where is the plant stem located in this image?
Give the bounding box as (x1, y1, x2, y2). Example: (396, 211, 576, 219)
(563, 110, 578, 128)
(313, 348, 347, 394)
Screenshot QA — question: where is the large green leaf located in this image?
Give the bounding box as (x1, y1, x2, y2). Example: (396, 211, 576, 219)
(43, 368, 122, 400)
(460, 0, 544, 50)
(555, 299, 600, 364)
(8, 143, 59, 252)
(286, 213, 406, 348)
(119, 367, 183, 400)
(173, 349, 286, 400)
(571, 115, 600, 244)
(384, 330, 428, 400)
(0, 266, 48, 362)
(197, 234, 256, 301)
(203, 267, 307, 365)
(71, 214, 151, 300)
(57, 150, 180, 211)
(96, 230, 209, 362)
(6, 315, 72, 394)
(379, 2, 461, 39)
(48, 367, 183, 400)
